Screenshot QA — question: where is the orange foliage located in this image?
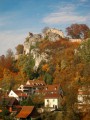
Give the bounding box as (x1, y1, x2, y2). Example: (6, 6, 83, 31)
(42, 64, 49, 72)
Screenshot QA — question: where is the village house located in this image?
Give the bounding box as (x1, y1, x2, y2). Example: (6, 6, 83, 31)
(8, 90, 28, 102)
(22, 80, 45, 95)
(44, 93, 63, 110)
(0, 97, 19, 113)
(42, 84, 63, 95)
(77, 86, 90, 111)
(42, 84, 63, 110)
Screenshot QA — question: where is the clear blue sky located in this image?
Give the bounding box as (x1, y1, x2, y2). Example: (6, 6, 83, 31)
(0, 0, 90, 55)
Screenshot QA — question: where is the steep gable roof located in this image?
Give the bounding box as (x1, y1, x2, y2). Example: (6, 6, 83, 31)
(16, 106, 34, 118)
(13, 90, 28, 97)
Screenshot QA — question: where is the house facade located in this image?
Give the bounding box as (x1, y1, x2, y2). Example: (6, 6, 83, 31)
(44, 94, 62, 109)
(77, 86, 90, 111)
(43, 84, 63, 110)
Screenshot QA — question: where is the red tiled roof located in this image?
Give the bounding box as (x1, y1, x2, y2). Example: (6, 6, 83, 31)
(45, 93, 60, 98)
(26, 80, 45, 86)
(78, 91, 90, 95)
(43, 84, 60, 93)
(14, 90, 23, 94)
(16, 106, 34, 118)
(15, 105, 22, 109)
(19, 94, 28, 97)
(14, 90, 28, 97)
(24, 84, 34, 88)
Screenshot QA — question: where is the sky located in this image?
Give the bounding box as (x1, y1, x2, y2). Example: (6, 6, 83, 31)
(0, 0, 90, 55)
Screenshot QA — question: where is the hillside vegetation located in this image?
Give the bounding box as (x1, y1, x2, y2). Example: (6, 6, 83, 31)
(0, 24, 90, 120)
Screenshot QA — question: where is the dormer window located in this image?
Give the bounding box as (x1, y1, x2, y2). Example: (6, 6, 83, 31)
(26, 80, 31, 85)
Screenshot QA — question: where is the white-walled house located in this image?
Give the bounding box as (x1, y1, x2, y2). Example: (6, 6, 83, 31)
(44, 84, 63, 110)
(44, 93, 63, 110)
(8, 90, 28, 101)
(78, 86, 90, 104)
(77, 86, 90, 111)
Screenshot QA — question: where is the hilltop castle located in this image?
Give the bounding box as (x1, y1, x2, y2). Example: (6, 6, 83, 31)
(24, 28, 64, 54)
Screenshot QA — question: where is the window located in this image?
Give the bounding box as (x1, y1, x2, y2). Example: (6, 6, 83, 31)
(55, 87, 57, 90)
(46, 87, 48, 90)
(53, 105, 55, 108)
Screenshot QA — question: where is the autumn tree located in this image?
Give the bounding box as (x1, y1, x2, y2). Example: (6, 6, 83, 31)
(0, 55, 5, 79)
(20, 96, 34, 106)
(4, 49, 14, 71)
(2, 69, 15, 91)
(0, 49, 15, 76)
(32, 94, 44, 107)
(76, 39, 90, 85)
(16, 55, 29, 82)
(66, 24, 89, 39)
(87, 29, 90, 38)
(78, 39, 90, 63)
(23, 55, 35, 79)
(6, 49, 13, 58)
(15, 44, 24, 54)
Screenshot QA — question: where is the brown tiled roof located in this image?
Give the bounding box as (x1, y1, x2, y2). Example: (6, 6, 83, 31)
(0, 97, 19, 106)
(26, 80, 45, 87)
(13, 90, 23, 95)
(16, 106, 34, 118)
(45, 93, 60, 98)
(14, 90, 28, 97)
(43, 84, 60, 93)
(35, 89, 42, 93)
(24, 84, 34, 88)
(7, 97, 18, 106)
(15, 105, 22, 109)
(18, 94, 28, 97)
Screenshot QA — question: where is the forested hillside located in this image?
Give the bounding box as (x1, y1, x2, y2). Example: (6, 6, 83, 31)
(0, 24, 90, 119)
